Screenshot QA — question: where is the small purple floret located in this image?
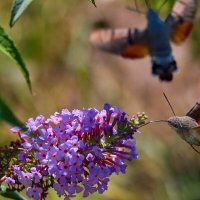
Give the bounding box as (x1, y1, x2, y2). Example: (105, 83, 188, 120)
(5, 177, 15, 185)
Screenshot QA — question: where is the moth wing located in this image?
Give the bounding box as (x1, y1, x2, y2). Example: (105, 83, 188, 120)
(89, 28, 149, 59)
(191, 126, 200, 142)
(186, 101, 200, 124)
(165, 0, 197, 44)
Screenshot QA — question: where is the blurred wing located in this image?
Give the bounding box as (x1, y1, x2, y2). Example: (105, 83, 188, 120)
(186, 101, 200, 124)
(165, 0, 197, 44)
(90, 28, 149, 58)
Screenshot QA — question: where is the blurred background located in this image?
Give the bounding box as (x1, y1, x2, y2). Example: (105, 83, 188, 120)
(0, 0, 200, 199)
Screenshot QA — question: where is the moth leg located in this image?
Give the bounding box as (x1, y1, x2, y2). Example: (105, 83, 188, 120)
(190, 144, 200, 154)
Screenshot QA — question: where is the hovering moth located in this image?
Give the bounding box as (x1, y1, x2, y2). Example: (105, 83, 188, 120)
(90, 0, 197, 81)
(167, 100, 200, 153)
(142, 93, 200, 153)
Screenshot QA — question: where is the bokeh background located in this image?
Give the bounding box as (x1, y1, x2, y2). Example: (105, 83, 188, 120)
(1, 0, 200, 199)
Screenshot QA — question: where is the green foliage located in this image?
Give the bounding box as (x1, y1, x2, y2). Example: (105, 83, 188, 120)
(0, 96, 24, 128)
(0, 185, 27, 200)
(10, 0, 33, 27)
(0, 1, 31, 198)
(0, 26, 31, 92)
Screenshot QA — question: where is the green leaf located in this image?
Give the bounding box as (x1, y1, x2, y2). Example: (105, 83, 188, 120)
(0, 26, 32, 92)
(89, 0, 96, 7)
(0, 185, 27, 200)
(0, 95, 24, 128)
(10, 0, 33, 27)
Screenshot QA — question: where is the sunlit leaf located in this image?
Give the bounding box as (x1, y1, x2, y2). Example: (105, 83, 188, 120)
(10, 0, 33, 27)
(89, 0, 96, 7)
(0, 95, 24, 128)
(0, 185, 27, 200)
(0, 26, 32, 92)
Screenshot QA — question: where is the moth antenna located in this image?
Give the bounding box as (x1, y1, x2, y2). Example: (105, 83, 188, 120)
(163, 92, 176, 116)
(135, 0, 142, 14)
(190, 144, 200, 154)
(157, 0, 168, 13)
(126, 6, 146, 15)
(135, 0, 139, 12)
(126, 0, 145, 15)
(163, 92, 183, 128)
(144, 0, 151, 9)
(139, 119, 167, 128)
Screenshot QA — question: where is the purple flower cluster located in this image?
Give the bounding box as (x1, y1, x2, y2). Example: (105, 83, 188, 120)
(3, 104, 147, 200)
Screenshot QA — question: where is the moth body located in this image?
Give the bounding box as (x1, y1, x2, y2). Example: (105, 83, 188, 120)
(168, 116, 200, 146)
(147, 9, 171, 56)
(146, 9, 177, 81)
